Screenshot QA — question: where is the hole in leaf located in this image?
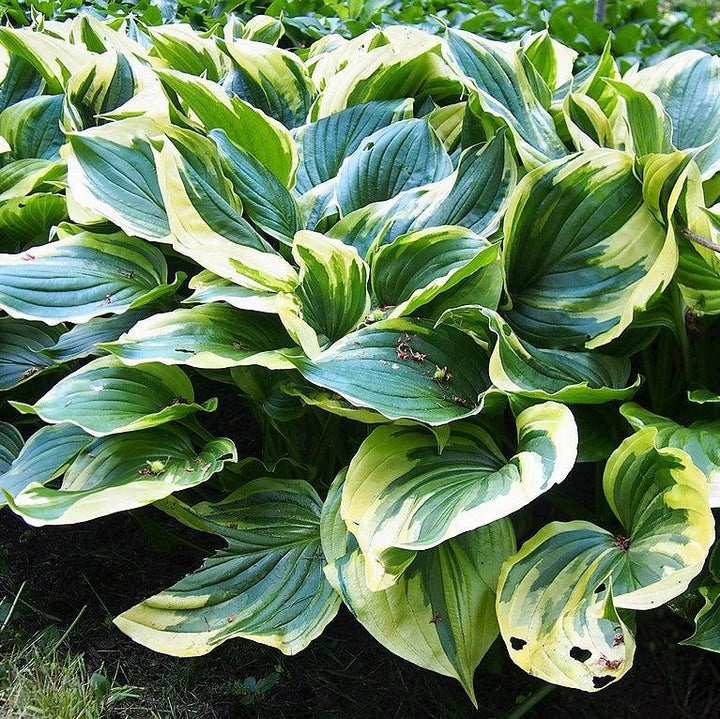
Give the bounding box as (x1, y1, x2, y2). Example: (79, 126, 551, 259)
(510, 637, 527, 651)
(592, 675, 616, 689)
(594, 583, 606, 594)
(364, 142, 375, 151)
(569, 647, 592, 663)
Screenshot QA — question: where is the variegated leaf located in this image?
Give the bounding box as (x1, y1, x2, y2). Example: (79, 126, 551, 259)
(497, 428, 714, 690)
(11, 356, 215, 437)
(0, 229, 180, 324)
(483, 310, 640, 403)
(290, 318, 495, 425)
(115, 479, 340, 656)
(621, 403, 720, 507)
(6, 427, 236, 525)
(102, 304, 295, 370)
(0, 423, 92, 505)
(322, 470, 515, 704)
(341, 401, 577, 590)
(503, 149, 676, 349)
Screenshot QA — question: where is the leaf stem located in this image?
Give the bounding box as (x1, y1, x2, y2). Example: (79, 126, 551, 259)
(180, 416, 215, 444)
(504, 683, 555, 719)
(642, 345, 660, 412)
(593, 0, 607, 23)
(682, 228, 720, 254)
(153, 496, 214, 535)
(671, 290, 693, 386)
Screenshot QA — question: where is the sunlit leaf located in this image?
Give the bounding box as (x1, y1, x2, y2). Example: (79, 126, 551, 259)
(341, 401, 576, 589)
(11, 356, 216, 437)
(115, 478, 340, 656)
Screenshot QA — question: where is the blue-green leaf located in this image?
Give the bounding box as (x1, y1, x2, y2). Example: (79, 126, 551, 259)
(115, 478, 340, 656)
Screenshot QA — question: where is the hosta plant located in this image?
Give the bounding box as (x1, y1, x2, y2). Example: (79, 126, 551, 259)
(1, 12, 720, 704)
(6, 0, 720, 67)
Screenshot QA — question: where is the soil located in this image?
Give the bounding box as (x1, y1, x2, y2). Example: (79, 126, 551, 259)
(1, 506, 719, 719)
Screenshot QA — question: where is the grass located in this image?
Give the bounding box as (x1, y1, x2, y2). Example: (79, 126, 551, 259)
(0, 600, 235, 719)
(0, 597, 138, 719)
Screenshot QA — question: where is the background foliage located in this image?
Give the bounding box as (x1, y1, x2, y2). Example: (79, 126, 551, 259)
(3, 0, 720, 63)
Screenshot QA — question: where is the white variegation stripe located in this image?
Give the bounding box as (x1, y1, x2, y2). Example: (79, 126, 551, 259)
(341, 401, 577, 590)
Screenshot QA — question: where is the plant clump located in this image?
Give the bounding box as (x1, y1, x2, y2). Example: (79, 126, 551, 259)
(0, 9, 719, 706)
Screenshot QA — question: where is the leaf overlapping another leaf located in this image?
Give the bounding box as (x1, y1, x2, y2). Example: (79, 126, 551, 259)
(115, 479, 339, 656)
(497, 429, 715, 690)
(0, 11, 719, 703)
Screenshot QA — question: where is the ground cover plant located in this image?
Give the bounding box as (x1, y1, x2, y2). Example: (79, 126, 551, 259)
(4, 0, 720, 67)
(1, 9, 720, 710)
